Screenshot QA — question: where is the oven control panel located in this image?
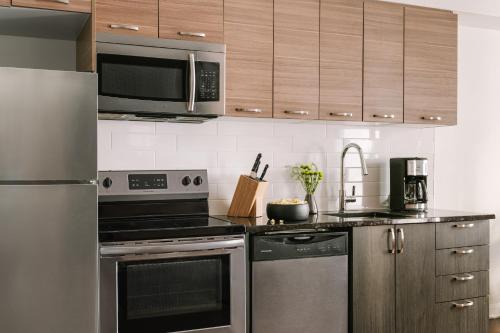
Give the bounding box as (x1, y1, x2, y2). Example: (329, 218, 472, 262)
(128, 174, 167, 190)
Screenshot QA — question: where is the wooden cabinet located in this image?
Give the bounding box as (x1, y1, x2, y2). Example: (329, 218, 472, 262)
(274, 0, 319, 120)
(404, 7, 457, 125)
(353, 224, 435, 333)
(96, 0, 158, 37)
(436, 297, 489, 333)
(0, 0, 10, 7)
(320, 0, 363, 122)
(363, 1, 403, 123)
(13, 0, 90, 12)
(224, 0, 273, 118)
(159, 0, 223, 43)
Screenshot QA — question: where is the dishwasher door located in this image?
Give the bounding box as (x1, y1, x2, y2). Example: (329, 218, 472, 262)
(251, 232, 348, 333)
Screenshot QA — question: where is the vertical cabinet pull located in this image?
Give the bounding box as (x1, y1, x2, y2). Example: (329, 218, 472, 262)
(396, 228, 405, 254)
(388, 228, 396, 254)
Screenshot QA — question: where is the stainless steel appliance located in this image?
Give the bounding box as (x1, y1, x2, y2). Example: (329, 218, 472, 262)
(98, 170, 246, 333)
(96, 34, 225, 123)
(390, 157, 429, 211)
(252, 230, 348, 333)
(0, 68, 98, 333)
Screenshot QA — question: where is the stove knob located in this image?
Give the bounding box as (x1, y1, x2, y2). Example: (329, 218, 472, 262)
(193, 176, 203, 186)
(102, 177, 113, 189)
(182, 176, 192, 186)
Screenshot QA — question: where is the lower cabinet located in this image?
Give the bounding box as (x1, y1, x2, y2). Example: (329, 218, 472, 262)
(435, 297, 489, 333)
(353, 224, 436, 333)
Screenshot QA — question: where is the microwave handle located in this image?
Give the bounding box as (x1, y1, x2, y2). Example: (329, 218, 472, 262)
(188, 53, 196, 112)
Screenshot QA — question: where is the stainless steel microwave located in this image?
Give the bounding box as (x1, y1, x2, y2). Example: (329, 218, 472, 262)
(96, 34, 225, 123)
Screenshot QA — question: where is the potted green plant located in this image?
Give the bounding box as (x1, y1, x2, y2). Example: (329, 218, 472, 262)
(291, 163, 324, 215)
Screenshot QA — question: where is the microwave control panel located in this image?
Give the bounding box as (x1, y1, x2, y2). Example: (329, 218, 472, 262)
(196, 62, 220, 102)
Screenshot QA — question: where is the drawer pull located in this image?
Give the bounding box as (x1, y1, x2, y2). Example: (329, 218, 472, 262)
(52, 0, 70, 4)
(453, 223, 475, 229)
(373, 114, 395, 119)
(453, 273, 475, 281)
(284, 110, 309, 116)
(109, 24, 140, 31)
(178, 32, 207, 38)
(235, 108, 263, 113)
(421, 116, 443, 121)
(452, 300, 474, 308)
(454, 248, 474, 255)
(330, 112, 353, 118)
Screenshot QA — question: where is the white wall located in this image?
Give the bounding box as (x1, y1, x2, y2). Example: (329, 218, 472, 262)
(434, 22, 500, 317)
(98, 119, 435, 214)
(384, 0, 500, 18)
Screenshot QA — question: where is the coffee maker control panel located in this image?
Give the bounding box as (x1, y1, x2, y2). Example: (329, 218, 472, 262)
(406, 159, 428, 176)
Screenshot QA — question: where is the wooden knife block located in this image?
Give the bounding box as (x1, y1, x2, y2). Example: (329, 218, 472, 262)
(228, 175, 269, 218)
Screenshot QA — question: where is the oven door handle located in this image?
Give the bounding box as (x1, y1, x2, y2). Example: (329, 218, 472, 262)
(100, 238, 244, 257)
(187, 52, 196, 112)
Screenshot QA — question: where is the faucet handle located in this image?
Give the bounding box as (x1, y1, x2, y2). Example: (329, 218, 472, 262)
(345, 185, 357, 204)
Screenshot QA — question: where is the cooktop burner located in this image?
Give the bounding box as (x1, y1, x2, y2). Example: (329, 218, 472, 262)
(98, 170, 244, 242)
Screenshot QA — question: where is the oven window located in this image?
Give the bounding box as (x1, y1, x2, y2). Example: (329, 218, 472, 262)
(97, 54, 187, 102)
(118, 255, 231, 333)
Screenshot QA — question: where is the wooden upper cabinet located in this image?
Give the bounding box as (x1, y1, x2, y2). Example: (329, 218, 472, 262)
(0, 0, 10, 7)
(274, 0, 319, 120)
(320, 0, 363, 122)
(363, 1, 403, 123)
(404, 7, 457, 125)
(224, 0, 273, 118)
(96, 0, 158, 37)
(159, 0, 223, 43)
(13, 0, 90, 12)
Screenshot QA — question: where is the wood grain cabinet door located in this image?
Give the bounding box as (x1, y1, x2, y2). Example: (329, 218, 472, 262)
(395, 224, 436, 333)
(96, 0, 158, 37)
(363, 1, 403, 123)
(224, 0, 273, 118)
(404, 7, 457, 125)
(273, 0, 319, 120)
(159, 0, 223, 43)
(0, 0, 10, 7)
(13, 0, 90, 12)
(319, 0, 363, 122)
(352, 226, 396, 333)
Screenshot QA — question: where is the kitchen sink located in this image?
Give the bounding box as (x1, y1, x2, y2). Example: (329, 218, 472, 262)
(324, 211, 413, 219)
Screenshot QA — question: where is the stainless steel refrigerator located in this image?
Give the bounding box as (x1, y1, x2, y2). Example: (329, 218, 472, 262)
(0, 68, 98, 333)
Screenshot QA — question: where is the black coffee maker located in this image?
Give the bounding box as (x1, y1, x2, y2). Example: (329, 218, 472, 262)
(390, 158, 428, 212)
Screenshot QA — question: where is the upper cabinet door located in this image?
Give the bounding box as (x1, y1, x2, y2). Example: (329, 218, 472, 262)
(404, 7, 457, 125)
(96, 0, 158, 37)
(13, 0, 90, 12)
(274, 0, 320, 120)
(224, 0, 274, 118)
(0, 0, 10, 6)
(319, 0, 363, 122)
(363, 1, 403, 123)
(159, 0, 224, 43)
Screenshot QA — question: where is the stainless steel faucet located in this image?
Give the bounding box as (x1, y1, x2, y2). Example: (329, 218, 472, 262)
(339, 143, 369, 212)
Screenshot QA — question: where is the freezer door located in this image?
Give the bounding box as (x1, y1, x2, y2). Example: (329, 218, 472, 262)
(0, 185, 97, 333)
(0, 68, 97, 181)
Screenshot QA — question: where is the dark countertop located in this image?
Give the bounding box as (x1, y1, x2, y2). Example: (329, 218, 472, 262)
(214, 209, 495, 234)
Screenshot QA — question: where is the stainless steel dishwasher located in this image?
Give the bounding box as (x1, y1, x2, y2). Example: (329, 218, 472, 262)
(251, 230, 348, 333)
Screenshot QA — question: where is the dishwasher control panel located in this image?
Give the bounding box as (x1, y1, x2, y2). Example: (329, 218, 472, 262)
(252, 232, 348, 261)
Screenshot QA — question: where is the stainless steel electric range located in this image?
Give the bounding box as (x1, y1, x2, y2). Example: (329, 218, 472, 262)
(98, 170, 246, 333)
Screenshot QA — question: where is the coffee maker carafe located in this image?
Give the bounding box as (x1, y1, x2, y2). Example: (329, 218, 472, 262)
(390, 158, 428, 211)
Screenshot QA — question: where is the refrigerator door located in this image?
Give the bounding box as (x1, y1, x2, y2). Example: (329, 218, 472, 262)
(0, 68, 97, 182)
(0, 185, 97, 333)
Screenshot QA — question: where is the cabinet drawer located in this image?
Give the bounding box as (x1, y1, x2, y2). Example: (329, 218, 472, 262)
(436, 245, 489, 276)
(13, 0, 90, 12)
(436, 271, 489, 302)
(436, 220, 489, 249)
(435, 297, 488, 333)
(96, 0, 158, 37)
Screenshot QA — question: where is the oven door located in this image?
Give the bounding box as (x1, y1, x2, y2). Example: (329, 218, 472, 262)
(100, 236, 246, 333)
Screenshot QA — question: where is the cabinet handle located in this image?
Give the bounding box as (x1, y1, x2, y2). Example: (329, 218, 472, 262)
(453, 223, 475, 229)
(284, 110, 309, 116)
(51, 0, 70, 4)
(454, 248, 474, 255)
(373, 114, 395, 119)
(330, 112, 353, 118)
(187, 53, 196, 112)
(109, 24, 140, 31)
(396, 228, 405, 254)
(388, 228, 396, 254)
(421, 116, 443, 121)
(235, 108, 263, 113)
(452, 273, 475, 282)
(178, 32, 207, 38)
(452, 300, 474, 308)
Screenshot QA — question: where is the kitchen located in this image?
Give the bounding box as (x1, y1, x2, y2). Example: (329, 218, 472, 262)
(0, 0, 499, 333)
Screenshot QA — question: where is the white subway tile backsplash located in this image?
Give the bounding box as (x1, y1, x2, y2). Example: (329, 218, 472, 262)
(98, 118, 435, 214)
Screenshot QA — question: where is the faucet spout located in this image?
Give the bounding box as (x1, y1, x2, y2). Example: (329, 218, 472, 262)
(339, 143, 369, 212)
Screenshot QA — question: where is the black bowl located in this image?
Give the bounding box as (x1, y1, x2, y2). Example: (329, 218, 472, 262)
(266, 202, 310, 222)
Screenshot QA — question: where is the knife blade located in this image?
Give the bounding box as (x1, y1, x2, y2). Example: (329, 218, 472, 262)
(259, 164, 269, 181)
(250, 153, 262, 178)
